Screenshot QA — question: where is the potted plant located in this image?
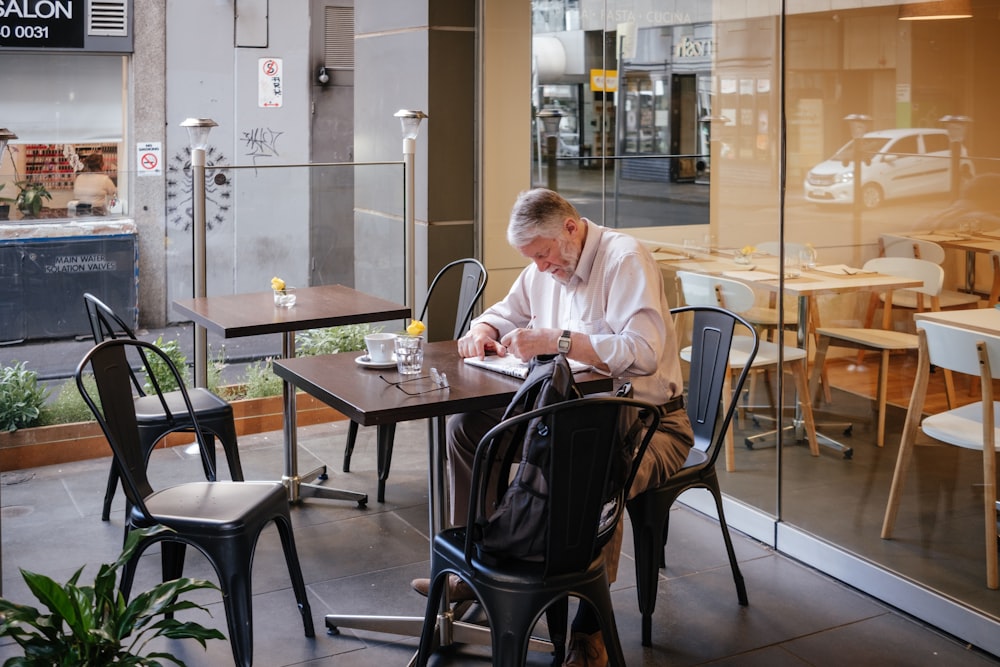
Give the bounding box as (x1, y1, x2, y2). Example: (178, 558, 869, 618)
(15, 180, 52, 217)
(0, 525, 225, 666)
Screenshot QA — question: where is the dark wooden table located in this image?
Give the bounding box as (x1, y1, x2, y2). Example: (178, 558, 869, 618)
(274, 340, 613, 652)
(173, 284, 410, 506)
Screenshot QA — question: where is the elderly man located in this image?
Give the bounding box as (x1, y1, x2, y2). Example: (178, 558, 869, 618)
(414, 188, 693, 666)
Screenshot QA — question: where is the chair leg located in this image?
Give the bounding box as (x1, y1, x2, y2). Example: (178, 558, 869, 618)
(101, 461, 121, 521)
(705, 474, 748, 606)
(376, 423, 398, 503)
(627, 492, 671, 647)
(215, 419, 244, 481)
(544, 597, 568, 665)
(343, 420, 360, 472)
(791, 359, 819, 457)
(275, 514, 316, 637)
(876, 350, 890, 447)
(723, 370, 736, 472)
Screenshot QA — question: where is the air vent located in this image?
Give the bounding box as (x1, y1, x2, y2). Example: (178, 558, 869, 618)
(88, 0, 128, 37)
(324, 6, 354, 70)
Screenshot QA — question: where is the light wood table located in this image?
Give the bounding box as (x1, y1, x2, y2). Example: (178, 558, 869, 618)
(657, 253, 924, 456)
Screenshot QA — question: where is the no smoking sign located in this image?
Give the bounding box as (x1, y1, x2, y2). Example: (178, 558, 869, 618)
(136, 142, 162, 177)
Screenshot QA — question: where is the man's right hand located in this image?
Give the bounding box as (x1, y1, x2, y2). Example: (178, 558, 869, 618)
(457, 323, 506, 359)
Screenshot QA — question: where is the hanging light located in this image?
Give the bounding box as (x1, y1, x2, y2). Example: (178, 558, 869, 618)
(0, 128, 17, 158)
(899, 0, 972, 20)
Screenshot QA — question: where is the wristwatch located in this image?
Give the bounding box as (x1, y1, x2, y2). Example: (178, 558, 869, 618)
(557, 329, 572, 354)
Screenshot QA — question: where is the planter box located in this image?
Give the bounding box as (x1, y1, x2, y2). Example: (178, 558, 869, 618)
(0, 393, 345, 472)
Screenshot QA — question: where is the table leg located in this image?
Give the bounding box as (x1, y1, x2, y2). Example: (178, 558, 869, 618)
(279, 331, 368, 507)
(744, 295, 853, 458)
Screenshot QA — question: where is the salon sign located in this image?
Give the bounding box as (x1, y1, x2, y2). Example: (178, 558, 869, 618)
(0, 0, 81, 48)
(258, 57, 283, 108)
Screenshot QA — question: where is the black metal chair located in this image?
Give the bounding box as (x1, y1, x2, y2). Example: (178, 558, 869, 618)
(626, 305, 758, 646)
(75, 338, 314, 667)
(415, 395, 660, 667)
(342, 257, 487, 502)
(83, 292, 243, 521)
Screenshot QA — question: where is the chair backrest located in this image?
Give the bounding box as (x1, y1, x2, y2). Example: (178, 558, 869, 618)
(671, 305, 758, 458)
(83, 292, 152, 397)
(466, 396, 659, 577)
(75, 338, 214, 519)
(418, 258, 488, 340)
(676, 270, 756, 314)
(861, 256, 944, 298)
(879, 233, 947, 264)
(917, 319, 1000, 379)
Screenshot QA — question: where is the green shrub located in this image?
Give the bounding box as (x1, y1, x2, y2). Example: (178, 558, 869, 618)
(296, 324, 378, 356)
(0, 361, 50, 432)
(37, 376, 97, 426)
(143, 335, 188, 394)
(241, 358, 284, 399)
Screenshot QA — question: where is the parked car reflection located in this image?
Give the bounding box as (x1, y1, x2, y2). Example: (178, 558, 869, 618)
(804, 128, 973, 209)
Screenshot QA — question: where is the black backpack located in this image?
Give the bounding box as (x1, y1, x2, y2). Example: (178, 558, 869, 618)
(477, 354, 582, 561)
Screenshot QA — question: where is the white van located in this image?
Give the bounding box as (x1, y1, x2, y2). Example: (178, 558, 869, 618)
(803, 128, 973, 209)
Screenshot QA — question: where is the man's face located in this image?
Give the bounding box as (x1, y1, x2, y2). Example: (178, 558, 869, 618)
(517, 221, 582, 284)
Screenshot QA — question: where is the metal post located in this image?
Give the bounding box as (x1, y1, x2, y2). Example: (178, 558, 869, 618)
(192, 145, 208, 388)
(546, 134, 558, 191)
(403, 135, 416, 314)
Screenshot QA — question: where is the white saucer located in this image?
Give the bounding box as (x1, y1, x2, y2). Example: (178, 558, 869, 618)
(355, 354, 397, 369)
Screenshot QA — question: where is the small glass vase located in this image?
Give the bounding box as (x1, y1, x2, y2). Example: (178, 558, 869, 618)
(734, 251, 753, 265)
(273, 288, 296, 308)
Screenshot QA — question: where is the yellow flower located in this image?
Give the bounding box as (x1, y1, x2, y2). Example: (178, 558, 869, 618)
(271, 276, 286, 291)
(740, 245, 756, 256)
(406, 319, 426, 336)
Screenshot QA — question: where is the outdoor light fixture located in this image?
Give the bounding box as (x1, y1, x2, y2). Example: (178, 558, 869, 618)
(395, 109, 427, 315)
(317, 66, 330, 85)
(180, 117, 218, 150)
(536, 107, 564, 192)
(940, 114, 972, 200)
(844, 113, 872, 140)
(899, 0, 972, 20)
(0, 128, 16, 160)
(180, 117, 217, 388)
(395, 109, 428, 141)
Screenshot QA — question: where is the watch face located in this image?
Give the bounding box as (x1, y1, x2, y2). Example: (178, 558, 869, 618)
(558, 331, 571, 353)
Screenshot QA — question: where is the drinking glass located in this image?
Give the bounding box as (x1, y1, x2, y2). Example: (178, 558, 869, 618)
(394, 335, 424, 375)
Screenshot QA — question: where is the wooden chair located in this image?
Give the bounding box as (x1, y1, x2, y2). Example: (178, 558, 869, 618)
(809, 257, 956, 448)
(676, 271, 818, 471)
(881, 320, 1000, 589)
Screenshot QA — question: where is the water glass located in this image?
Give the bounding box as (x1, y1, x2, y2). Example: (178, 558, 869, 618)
(395, 335, 424, 375)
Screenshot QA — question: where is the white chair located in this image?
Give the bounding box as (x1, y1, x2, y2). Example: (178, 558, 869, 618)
(809, 257, 956, 448)
(676, 271, 819, 471)
(881, 319, 1000, 589)
(877, 233, 981, 312)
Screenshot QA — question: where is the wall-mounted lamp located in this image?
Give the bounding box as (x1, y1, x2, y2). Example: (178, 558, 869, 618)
(899, 0, 972, 20)
(317, 66, 330, 85)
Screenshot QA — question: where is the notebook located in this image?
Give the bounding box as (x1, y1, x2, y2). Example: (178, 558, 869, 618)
(462, 354, 591, 379)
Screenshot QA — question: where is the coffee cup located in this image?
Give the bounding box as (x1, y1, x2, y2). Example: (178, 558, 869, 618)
(364, 332, 395, 363)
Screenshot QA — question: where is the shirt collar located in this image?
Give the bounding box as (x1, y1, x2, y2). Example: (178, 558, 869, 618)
(567, 217, 601, 287)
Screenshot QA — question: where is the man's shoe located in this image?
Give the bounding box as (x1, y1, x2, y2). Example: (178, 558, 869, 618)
(563, 630, 608, 667)
(410, 574, 476, 601)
